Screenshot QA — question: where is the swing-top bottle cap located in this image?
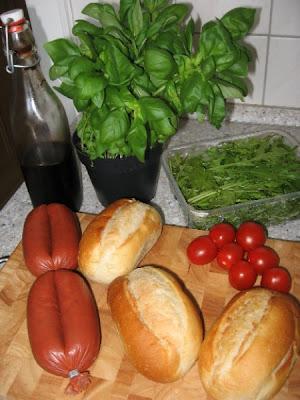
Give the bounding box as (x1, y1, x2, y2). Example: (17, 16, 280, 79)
(0, 9, 24, 25)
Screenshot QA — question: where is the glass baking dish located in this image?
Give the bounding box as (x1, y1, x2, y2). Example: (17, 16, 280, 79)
(162, 129, 300, 230)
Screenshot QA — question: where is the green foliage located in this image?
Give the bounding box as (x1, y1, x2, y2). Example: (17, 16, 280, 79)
(168, 136, 300, 224)
(44, 1, 256, 159)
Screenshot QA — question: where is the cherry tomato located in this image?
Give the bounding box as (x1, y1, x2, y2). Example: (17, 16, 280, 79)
(247, 246, 280, 275)
(228, 260, 257, 290)
(209, 223, 236, 248)
(216, 243, 244, 270)
(236, 221, 267, 251)
(261, 267, 292, 293)
(187, 236, 217, 265)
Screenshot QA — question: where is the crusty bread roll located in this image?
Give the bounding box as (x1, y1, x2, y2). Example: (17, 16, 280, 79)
(107, 266, 203, 383)
(198, 287, 300, 400)
(78, 199, 162, 284)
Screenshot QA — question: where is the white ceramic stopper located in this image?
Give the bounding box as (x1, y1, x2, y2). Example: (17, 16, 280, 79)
(0, 9, 24, 25)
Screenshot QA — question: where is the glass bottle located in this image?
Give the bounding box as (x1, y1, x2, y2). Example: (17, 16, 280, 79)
(0, 9, 83, 211)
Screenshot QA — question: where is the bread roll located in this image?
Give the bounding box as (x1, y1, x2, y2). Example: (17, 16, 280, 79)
(78, 199, 162, 284)
(107, 266, 203, 383)
(198, 288, 300, 400)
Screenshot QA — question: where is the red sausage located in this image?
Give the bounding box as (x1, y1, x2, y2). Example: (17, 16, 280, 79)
(27, 270, 101, 394)
(22, 203, 81, 276)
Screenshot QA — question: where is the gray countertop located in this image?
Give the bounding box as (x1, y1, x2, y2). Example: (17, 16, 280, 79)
(0, 116, 299, 259)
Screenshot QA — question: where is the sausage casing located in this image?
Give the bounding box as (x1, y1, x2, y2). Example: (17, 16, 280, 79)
(22, 203, 81, 276)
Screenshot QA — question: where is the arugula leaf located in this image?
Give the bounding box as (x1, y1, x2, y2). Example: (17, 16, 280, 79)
(169, 136, 300, 214)
(221, 7, 256, 40)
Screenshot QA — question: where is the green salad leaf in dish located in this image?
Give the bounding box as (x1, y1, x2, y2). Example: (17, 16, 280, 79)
(168, 135, 300, 228)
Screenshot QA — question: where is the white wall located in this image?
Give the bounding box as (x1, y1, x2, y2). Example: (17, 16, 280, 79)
(24, 0, 300, 124)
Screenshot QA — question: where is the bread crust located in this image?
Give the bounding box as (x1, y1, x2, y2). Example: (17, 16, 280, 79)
(78, 199, 162, 284)
(198, 287, 300, 400)
(107, 266, 203, 383)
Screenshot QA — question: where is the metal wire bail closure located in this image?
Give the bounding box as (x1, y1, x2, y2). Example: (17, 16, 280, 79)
(0, 18, 40, 74)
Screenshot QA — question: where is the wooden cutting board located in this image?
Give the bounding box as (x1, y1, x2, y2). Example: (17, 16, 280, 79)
(0, 212, 300, 400)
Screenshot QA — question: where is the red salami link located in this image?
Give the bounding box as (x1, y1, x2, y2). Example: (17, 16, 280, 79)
(27, 269, 101, 394)
(22, 203, 81, 276)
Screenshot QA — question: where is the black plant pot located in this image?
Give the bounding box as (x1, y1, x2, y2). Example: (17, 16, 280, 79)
(73, 133, 163, 207)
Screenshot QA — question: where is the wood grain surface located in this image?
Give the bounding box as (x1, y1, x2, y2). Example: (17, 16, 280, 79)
(0, 212, 299, 400)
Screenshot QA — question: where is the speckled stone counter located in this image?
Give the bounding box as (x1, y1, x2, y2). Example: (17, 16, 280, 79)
(1, 116, 300, 259)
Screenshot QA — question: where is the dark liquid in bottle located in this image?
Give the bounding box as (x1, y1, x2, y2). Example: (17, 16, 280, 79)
(21, 142, 83, 211)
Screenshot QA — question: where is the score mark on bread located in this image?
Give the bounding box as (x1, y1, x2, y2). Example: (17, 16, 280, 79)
(107, 266, 204, 383)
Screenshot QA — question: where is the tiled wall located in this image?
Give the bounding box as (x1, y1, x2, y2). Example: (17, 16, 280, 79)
(187, 0, 300, 108)
(25, 0, 300, 111)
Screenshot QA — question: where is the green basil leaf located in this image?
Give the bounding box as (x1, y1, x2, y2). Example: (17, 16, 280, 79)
(144, 47, 177, 80)
(106, 86, 124, 108)
(101, 109, 130, 143)
(133, 71, 155, 92)
(92, 90, 105, 107)
(100, 42, 136, 85)
(69, 57, 96, 80)
(216, 71, 248, 97)
(54, 82, 77, 99)
(91, 105, 110, 130)
(155, 4, 189, 28)
(197, 20, 237, 71)
(75, 32, 97, 60)
(215, 79, 244, 99)
(82, 3, 122, 29)
(127, 0, 143, 38)
(208, 84, 225, 128)
(119, 0, 135, 22)
(72, 19, 103, 36)
(180, 72, 213, 113)
(119, 87, 138, 107)
(48, 56, 78, 81)
(74, 98, 90, 111)
(163, 81, 182, 113)
(75, 72, 107, 99)
(127, 118, 147, 161)
(184, 18, 195, 55)
(139, 96, 175, 121)
(144, 0, 168, 13)
(227, 46, 249, 76)
(49, 65, 68, 80)
(44, 39, 80, 64)
(149, 115, 177, 140)
(200, 56, 216, 79)
(174, 54, 194, 78)
(221, 7, 256, 40)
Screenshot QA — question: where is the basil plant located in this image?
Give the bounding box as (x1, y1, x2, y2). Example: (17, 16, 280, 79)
(45, 0, 255, 161)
